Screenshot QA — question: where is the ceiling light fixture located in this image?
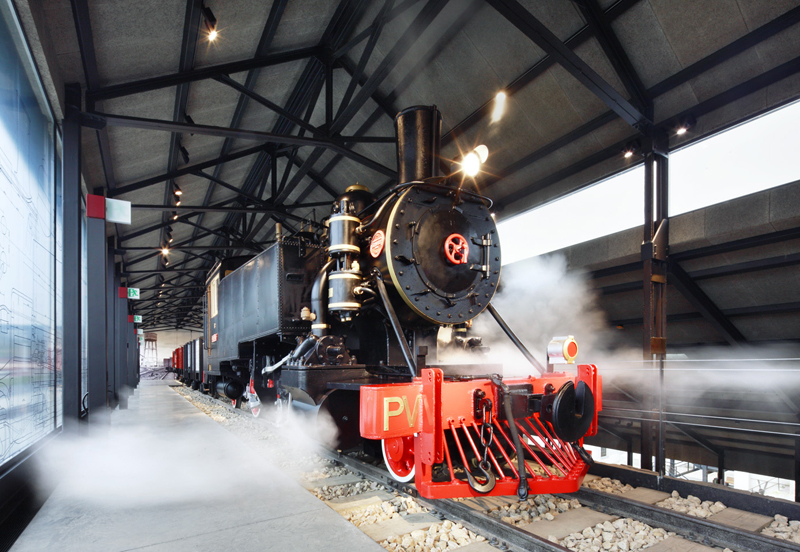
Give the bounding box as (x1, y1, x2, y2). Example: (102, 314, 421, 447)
(622, 139, 641, 159)
(172, 211, 179, 220)
(492, 91, 507, 123)
(162, 248, 169, 256)
(675, 114, 696, 136)
(461, 145, 489, 177)
(203, 6, 218, 41)
(179, 145, 190, 164)
(173, 185, 182, 196)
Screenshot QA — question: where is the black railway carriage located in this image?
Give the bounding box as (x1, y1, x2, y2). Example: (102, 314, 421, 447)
(181, 338, 205, 391)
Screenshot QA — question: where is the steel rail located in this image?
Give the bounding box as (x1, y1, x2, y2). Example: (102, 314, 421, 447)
(321, 448, 800, 552)
(320, 448, 569, 552)
(567, 488, 800, 552)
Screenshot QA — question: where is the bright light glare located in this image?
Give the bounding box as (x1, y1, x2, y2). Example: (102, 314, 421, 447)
(461, 152, 481, 177)
(676, 127, 687, 135)
(623, 150, 633, 158)
(162, 248, 169, 255)
(208, 29, 218, 41)
(174, 189, 182, 196)
(491, 91, 507, 123)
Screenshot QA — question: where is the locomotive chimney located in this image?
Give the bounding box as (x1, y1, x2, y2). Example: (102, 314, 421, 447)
(395, 105, 442, 184)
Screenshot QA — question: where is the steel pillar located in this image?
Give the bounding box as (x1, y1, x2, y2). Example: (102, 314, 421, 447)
(62, 84, 82, 432)
(106, 239, 116, 408)
(641, 132, 669, 473)
(86, 194, 109, 424)
(116, 274, 129, 409)
(795, 432, 800, 501)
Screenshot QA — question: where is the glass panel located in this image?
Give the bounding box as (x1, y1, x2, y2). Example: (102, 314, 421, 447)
(0, 0, 58, 466)
(498, 166, 644, 265)
(670, 99, 800, 216)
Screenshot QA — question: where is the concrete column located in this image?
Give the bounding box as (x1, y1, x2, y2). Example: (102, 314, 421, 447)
(62, 83, 82, 433)
(86, 194, 109, 424)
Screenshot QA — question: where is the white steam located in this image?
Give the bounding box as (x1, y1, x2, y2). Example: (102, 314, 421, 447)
(33, 384, 341, 510)
(439, 254, 616, 375)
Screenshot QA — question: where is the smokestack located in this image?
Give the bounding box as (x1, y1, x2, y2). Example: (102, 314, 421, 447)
(395, 105, 442, 184)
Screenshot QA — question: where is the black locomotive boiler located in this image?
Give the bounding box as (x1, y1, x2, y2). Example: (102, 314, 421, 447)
(196, 106, 602, 499)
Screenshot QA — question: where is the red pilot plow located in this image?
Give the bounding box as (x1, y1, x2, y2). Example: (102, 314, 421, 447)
(360, 366, 602, 500)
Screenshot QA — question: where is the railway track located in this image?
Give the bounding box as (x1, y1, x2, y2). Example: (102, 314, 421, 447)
(322, 450, 800, 552)
(171, 383, 800, 552)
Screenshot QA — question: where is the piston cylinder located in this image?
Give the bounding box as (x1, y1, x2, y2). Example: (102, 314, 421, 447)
(328, 214, 360, 255)
(216, 380, 245, 400)
(328, 271, 361, 312)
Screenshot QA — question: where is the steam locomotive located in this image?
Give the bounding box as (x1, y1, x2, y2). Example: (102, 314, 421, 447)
(179, 106, 602, 500)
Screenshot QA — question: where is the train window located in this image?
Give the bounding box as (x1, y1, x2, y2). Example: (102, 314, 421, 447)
(209, 274, 219, 318)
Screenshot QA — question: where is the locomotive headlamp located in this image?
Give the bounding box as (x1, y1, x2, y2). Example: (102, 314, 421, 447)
(461, 145, 489, 177)
(547, 335, 578, 364)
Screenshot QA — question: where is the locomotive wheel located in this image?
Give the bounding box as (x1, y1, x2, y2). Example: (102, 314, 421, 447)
(382, 436, 415, 482)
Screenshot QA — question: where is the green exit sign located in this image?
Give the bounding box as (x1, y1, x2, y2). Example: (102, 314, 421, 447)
(133, 315, 142, 323)
(127, 288, 140, 300)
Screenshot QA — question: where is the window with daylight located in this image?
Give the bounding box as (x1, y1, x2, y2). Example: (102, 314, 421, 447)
(498, 99, 800, 266)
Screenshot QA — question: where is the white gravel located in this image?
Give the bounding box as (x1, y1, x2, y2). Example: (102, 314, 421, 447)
(313, 479, 389, 501)
(582, 477, 634, 495)
(560, 518, 675, 552)
(486, 494, 581, 527)
(655, 491, 726, 519)
(761, 514, 800, 544)
(381, 520, 485, 552)
(343, 495, 429, 527)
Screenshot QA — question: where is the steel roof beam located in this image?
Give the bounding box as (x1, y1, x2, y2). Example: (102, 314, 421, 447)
(442, 0, 641, 146)
(332, 0, 449, 135)
(485, 0, 650, 129)
(86, 46, 319, 102)
(181, 0, 289, 270)
(131, 203, 330, 213)
(118, 197, 245, 242)
(495, 53, 800, 210)
(318, 0, 481, 199)
(71, 0, 117, 191)
(333, 0, 422, 58)
(336, 56, 398, 120)
(650, 4, 800, 98)
(485, 4, 800, 201)
(108, 144, 269, 198)
(335, 0, 394, 124)
(668, 261, 746, 346)
(576, 0, 650, 114)
(84, 112, 396, 177)
(182, 0, 367, 297)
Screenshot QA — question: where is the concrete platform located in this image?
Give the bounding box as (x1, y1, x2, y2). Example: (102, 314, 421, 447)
(11, 381, 383, 552)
